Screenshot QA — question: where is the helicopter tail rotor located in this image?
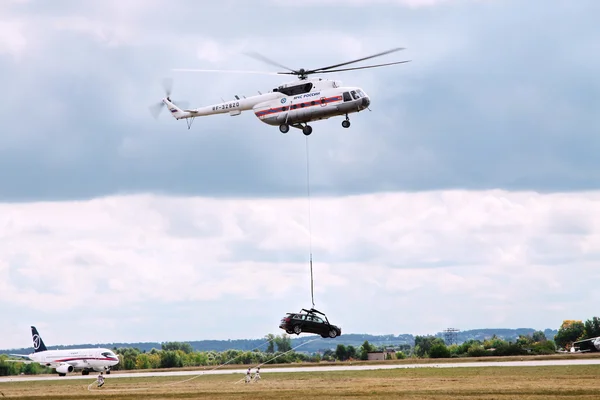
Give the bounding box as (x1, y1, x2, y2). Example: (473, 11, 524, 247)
(148, 78, 190, 119)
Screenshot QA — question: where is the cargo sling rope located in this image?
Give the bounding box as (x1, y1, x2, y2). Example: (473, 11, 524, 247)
(86, 336, 279, 392)
(232, 337, 319, 384)
(305, 136, 315, 308)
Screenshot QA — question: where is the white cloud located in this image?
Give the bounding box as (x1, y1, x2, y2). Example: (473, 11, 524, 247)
(0, 20, 28, 59)
(2, 189, 600, 348)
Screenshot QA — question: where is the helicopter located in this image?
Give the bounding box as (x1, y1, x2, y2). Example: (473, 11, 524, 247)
(149, 47, 410, 135)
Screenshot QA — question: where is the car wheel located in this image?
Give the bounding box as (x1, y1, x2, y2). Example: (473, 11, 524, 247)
(293, 325, 302, 335)
(286, 330, 293, 334)
(328, 329, 337, 338)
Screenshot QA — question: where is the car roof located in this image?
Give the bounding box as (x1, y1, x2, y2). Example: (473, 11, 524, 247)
(285, 311, 333, 322)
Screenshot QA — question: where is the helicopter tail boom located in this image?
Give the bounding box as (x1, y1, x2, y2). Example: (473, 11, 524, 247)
(171, 92, 284, 119)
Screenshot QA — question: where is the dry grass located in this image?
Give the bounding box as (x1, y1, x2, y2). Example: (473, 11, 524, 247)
(1, 364, 600, 399)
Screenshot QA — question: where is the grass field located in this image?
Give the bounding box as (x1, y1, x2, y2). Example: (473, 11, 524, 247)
(1, 364, 600, 399)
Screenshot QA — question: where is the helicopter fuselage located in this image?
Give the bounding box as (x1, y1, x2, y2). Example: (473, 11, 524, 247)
(253, 85, 370, 128)
(163, 78, 371, 135)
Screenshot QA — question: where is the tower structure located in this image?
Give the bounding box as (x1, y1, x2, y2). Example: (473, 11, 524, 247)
(443, 328, 460, 345)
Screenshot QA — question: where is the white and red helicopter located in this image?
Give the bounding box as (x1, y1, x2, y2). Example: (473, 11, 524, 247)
(149, 47, 410, 135)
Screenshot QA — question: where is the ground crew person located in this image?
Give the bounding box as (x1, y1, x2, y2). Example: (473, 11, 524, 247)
(253, 366, 261, 382)
(97, 372, 105, 387)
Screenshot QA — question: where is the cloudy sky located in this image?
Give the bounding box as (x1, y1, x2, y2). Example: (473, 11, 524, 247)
(1, 0, 599, 349)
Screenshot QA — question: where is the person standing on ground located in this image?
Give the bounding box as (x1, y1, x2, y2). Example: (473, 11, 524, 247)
(253, 366, 261, 382)
(97, 372, 105, 388)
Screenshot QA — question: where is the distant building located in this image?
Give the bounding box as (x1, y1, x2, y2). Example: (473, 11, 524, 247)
(367, 350, 395, 361)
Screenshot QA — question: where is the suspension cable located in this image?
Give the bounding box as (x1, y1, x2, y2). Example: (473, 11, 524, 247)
(305, 136, 315, 308)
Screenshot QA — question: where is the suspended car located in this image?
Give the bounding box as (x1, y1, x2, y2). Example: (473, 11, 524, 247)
(279, 308, 341, 338)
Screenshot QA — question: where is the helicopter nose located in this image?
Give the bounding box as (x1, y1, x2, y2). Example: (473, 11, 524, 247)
(361, 96, 370, 108)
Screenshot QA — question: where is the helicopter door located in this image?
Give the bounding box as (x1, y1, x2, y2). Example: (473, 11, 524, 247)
(342, 92, 352, 102)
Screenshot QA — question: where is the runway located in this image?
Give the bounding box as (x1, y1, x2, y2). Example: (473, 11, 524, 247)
(1, 358, 599, 383)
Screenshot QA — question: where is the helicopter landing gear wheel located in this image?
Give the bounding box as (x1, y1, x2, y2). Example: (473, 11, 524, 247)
(302, 125, 312, 136)
(279, 124, 290, 134)
(342, 119, 350, 128)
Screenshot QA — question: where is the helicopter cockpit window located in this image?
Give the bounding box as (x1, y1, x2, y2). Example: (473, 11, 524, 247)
(342, 92, 352, 102)
(356, 89, 366, 97)
(351, 90, 360, 100)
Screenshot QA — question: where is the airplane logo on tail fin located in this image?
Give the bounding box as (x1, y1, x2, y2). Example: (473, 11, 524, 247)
(33, 334, 41, 350)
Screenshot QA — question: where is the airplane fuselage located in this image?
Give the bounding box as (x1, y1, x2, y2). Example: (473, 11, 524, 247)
(28, 348, 119, 375)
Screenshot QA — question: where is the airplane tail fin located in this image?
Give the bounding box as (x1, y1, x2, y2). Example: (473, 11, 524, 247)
(31, 326, 48, 353)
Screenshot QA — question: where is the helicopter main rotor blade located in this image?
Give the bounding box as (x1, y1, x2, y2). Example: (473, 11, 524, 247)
(172, 68, 283, 76)
(306, 47, 405, 74)
(312, 60, 411, 74)
(243, 51, 298, 73)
